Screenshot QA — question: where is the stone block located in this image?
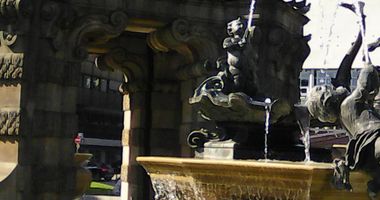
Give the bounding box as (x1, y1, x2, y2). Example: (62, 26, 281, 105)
(149, 146, 181, 157)
(123, 94, 131, 111)
(0, 140, 18, 163)
(180, 79, 194, 101)
(30, 138, 61, 165)
(31, 111, 62, 137)
(181, 102, 194, 123)
(129, 183, 146, 200)
(35, 83, 62, 112)
(180, 146, 193, 157)
(60, 86, 77, 113)
(149, 129, 178, 149)
(123, 111, 131, 130)
(0, 85, 21, 108)
(120, 164, 128, 182)
(127, 164, 146, 184)
(129, 128, 147, 147)
(130, 92, 147, 109)
(131, 109, 146, 128)
(179, 125, 191, 145)
(31, 111, 77, 138)
(27, 138, 74, 165)
(151, 110, 180, 129)
(62, 62, 81, 87)
(122, 146, 130, 166)
(151, 92, 180, 110)
(122, 129, 130, 146)
(60, 113, 78, 138)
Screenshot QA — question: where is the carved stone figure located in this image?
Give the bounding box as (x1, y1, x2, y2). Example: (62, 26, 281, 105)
(220, 17, 257, 96)
(188, 0, 311, 159)
(306, 2, 380, 198)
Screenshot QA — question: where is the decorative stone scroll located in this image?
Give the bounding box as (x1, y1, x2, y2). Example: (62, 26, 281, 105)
(0, 0, 20, 20)
(147, 19, 218, 65)
(0, 31, 23, 80)
(0, 111, 19, 136)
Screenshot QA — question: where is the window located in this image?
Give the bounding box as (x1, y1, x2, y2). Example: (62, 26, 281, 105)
(300, 79, 309, 87)
(92, 77, 100, 89)
(100, 79, 108, 92)
(109, 80, 121, 92)
(83, 75, 91, 89)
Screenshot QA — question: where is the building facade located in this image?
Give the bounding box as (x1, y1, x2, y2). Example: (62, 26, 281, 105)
(0, 0, 323, 199)
(77, 55, 123, 164)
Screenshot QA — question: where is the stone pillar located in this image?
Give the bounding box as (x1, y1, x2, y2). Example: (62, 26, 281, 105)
(96, 49, 150, 199)
(0, 2, 127, 199)
(121, 87, 150, 200)
(147, 19, 219, 158)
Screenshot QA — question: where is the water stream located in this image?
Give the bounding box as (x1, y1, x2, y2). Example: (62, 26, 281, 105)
(322, 3, 339, 69)
(353, 0, 369, 64)
(294, 105, 311, 162)
(264, 98, 272, 160)
(247, 0, 256, 28)
(302, 128, 311, 162)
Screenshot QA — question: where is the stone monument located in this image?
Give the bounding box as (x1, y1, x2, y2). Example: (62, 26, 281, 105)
(137, 1, 377, 200)
(306, 1, 380, 198)
(188, 0, 312, 160)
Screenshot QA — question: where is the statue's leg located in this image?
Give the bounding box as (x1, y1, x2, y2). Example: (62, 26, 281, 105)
(367, 137, 380, 199)
(229, 66, 241, 89)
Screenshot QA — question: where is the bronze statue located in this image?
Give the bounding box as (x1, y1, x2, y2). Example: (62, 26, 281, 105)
(216, 17, 257, 96)
(306, 2, 380, 199)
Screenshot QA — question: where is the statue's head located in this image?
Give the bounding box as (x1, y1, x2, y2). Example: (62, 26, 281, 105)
(227, 17, 246, 37)
(305, 85, 349, 123)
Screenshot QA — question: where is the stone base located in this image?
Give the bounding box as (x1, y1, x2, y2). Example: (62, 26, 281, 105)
(195, 140, 236, 159)
(195, 140, 332, 162)
(137, 157, 372, 200)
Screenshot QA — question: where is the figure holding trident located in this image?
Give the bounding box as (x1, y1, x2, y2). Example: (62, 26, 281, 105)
(306, 2, 380, 199)
(218, 0, 258, 96)
(239, 0, 256, 46)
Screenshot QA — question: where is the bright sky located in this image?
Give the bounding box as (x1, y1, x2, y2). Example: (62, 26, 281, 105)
(303, 0, 380, 69)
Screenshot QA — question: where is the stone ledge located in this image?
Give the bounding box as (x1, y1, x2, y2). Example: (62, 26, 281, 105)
(137, 157, 371, 200)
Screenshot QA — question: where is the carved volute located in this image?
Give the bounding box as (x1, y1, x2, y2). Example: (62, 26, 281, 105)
(0, 31, 22, 81)
(96, 48, 148, 94)
(147, 19, 219, 71)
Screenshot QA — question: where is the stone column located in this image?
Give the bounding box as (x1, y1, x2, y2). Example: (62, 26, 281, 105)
(0, 1, 127, 199)
(147, 19, 219, 157)
(96, 49, 150, 199)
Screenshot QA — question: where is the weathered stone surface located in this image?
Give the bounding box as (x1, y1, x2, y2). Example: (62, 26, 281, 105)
(0, 111, 19, 136)
(138, 157, 371, 200)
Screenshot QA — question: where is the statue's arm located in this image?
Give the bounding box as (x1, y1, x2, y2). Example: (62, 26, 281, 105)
(368, 37, 380, 52)
(332, 32, 362, 90)
(352, 64, 379, 101)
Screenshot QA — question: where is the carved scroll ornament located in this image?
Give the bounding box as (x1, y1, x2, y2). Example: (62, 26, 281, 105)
(0, 0, 20, 20)
(0, 31, 23, 80)
(0, 111, 19, 136)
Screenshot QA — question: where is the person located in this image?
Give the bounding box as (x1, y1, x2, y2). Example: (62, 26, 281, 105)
(306, 2, 380, 199)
